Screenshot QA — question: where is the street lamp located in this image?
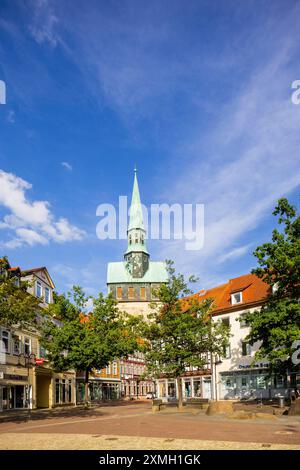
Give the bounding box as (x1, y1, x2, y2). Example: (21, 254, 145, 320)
(18, 352, 35, 408)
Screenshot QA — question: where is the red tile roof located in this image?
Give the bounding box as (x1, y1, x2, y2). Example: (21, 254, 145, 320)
(189, 273, 270, 315)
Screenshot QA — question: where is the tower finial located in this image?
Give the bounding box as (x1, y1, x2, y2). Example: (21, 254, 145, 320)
(134, 164, 137, 174)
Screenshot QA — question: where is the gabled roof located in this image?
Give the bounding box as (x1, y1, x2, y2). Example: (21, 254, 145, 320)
(189, 273, 270, 315)
(22, 266, 55, 289)
(107, 261, 168, 284)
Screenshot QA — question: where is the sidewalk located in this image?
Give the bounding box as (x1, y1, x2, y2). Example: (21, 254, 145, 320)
(0, 400, 145, 423)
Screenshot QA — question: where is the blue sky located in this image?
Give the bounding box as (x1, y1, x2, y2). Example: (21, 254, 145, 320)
(0, 0, 299, 297)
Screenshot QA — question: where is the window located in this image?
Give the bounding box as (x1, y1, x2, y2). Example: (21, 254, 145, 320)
(39, 345, 46, 358)
(1, 330, 10, 353)
(129, 234, 132, 245)
(231, 291, 242, 304)
(256, 375, 266, 389)
(242, 341, 251, 356)
(68, 380, 72, 402)
(239, 313, 248, 328)
(113, 362, 118, 375)
(45, 287, 50, 304)
(275, 375, 284, 388)
(24, 337, 31, 356)
(221, 317, 230, 327)
(141, 235, 144, 245)
(117, 287, 122, 299)
(55, 379, 60, 403)
(106, 364, 111, 375)
(140, 287, 146, 300)
(13, 335, 21, 355)
(223, 344, 231, 359)
(128, 287, 134, 299)
(36, 281, 42, 298)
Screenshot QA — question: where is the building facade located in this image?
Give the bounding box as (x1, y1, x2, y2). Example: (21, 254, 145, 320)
(107, 169, 168, 398)
(0, 260, 76, 411)
(156, 273, 299, 402)
(76, 361, 122, 403)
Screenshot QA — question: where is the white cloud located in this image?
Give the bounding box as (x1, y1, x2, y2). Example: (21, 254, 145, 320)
(0, 169, 85, 248)
(28, 0, 59, 47)
(218, 244, 252, 264)
(61, 161, 72, 171)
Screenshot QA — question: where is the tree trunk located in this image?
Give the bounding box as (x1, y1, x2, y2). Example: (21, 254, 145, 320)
(84, 368, 90, 408)
(176, 376, 183, 409)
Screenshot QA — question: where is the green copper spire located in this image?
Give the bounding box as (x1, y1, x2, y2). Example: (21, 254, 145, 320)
(128, 167, 144, 231)
(125, 168, 148, 256)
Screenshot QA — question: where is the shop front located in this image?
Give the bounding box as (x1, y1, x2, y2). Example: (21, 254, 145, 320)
(76, 378, 121, 403)
(0, 365, 32, 411)
(157, 375, 211, 401)
(219, 369, 289, 400)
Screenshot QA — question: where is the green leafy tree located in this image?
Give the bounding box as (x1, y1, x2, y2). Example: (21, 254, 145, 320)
(242, 198, 300, 377)
(41, 286, 141, 405)
(141, 261, 230, 408)
(0, 256, 41, 328)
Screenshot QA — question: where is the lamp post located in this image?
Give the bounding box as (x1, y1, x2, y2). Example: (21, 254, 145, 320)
(18, 352, 35, 409)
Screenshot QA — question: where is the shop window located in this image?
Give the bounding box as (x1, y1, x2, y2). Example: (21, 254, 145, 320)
(275, 375, 284, 388)
(68, 380, 72, 402)
(55, 379, 60, 403)
(256, 375, 266, 389)
(1, 330, 10, 353)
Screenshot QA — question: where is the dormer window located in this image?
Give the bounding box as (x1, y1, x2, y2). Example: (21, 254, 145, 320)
(231, 291, 242, 305)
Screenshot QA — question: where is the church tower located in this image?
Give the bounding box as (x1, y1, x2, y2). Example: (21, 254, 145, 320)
(124, 168, 149, 278)
(107, 168, 167, 316)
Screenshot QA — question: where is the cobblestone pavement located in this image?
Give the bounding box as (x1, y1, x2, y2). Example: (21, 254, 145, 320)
(0, 402, 299, 450)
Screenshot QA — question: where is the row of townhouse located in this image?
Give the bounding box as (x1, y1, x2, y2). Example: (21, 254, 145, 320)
(0, 261, 75, 411)
(0, 258, 127, 411)
(156, 273, 300, 402)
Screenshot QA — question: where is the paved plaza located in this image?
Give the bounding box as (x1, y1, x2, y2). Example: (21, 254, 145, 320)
(0, 402, 300, 450)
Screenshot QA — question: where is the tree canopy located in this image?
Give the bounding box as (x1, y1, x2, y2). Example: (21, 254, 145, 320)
(141, 261, 230, 406)
(41, 286, 141, 403)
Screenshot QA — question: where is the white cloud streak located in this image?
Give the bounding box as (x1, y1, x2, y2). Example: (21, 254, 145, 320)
(0, 170, 85, 248)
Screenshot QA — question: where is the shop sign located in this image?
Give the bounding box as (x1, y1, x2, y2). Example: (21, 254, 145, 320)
(4, 374, 27, 381)
(35, 358, 45, 366)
